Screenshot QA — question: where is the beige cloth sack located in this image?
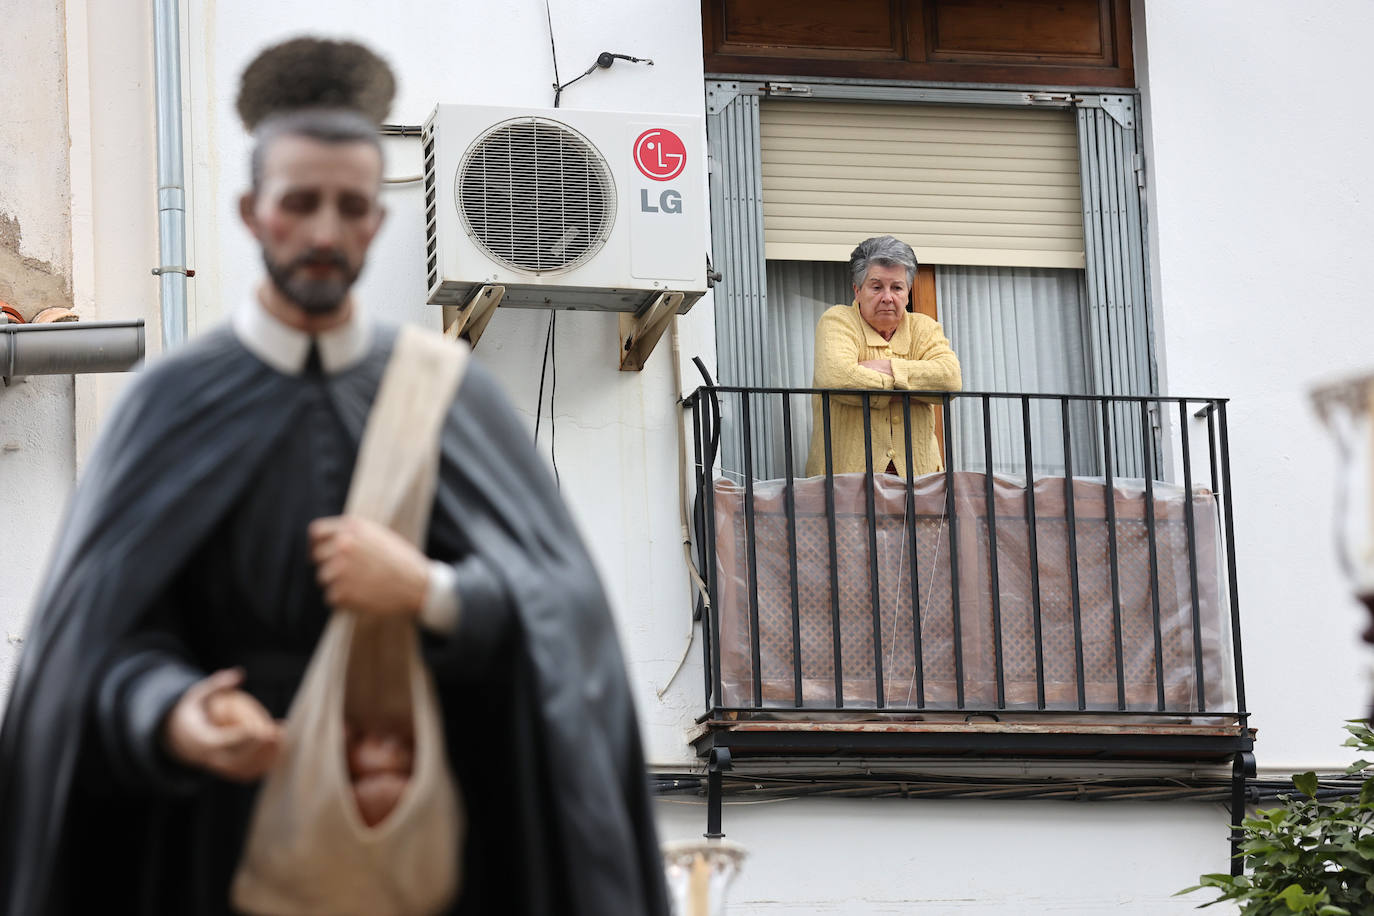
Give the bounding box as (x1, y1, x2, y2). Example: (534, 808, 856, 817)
(232, 326, 469, 916)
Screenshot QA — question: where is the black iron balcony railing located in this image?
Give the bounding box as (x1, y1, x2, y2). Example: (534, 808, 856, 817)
(684, 383, 1248, 730)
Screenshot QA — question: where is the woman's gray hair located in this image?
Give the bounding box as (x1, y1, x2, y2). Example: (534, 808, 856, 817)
(849, 235, 917, 289)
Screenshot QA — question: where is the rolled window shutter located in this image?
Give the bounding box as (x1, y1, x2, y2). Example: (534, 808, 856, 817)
(761, 100, 1085, 269)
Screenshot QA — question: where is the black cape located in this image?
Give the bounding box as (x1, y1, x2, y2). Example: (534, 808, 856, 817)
(0, 323, 669, 915)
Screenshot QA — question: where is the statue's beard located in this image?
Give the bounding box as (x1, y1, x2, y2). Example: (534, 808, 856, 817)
(263, 247, 361, 314)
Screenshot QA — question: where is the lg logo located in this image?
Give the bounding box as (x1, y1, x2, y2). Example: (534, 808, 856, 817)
(634, 128, 687, 216)
(633, 128, 686, 181)
(640, 188, 682, 214)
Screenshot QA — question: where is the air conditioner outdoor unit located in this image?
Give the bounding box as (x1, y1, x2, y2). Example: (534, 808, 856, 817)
(423, 103, 707, 314)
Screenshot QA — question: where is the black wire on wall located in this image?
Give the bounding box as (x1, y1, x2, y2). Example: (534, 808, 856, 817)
(650, 770, 1339, 808)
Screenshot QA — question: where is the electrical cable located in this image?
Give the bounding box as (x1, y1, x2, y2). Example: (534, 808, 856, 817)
(550, 312, 560, 489)
(533, 311, 560, 490)
(535, 312, 553, 448)
(553, 52, 655, 107)
(555, 63, 598, 102)
(657, 317, 711, 700)
(544, 0, 652, 108)
(649, 770, 1259, 804)
(535, 3, 562, 487)
(544, 0, 562, 108)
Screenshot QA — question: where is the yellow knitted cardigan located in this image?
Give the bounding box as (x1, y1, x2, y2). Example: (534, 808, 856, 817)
(804, 302, 962, 478)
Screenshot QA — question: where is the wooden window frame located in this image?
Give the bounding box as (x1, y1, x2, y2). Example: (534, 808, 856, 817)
(704, 0, 1134, 89)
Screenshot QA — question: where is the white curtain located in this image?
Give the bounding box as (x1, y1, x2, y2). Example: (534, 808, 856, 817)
(754, 260, 851, 479)
(938, 266, 1097, 477)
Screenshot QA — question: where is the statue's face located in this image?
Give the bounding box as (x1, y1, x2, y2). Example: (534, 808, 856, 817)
(242, 135, 385, 314)
(854, 262, 910, 337)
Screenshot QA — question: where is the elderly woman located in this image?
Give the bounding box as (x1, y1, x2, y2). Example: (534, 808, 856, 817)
(805, 236, 962, 477)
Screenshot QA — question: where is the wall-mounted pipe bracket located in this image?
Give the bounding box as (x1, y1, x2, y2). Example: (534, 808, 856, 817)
(619, 290, 684, 371)
(442, 284, 505, 348)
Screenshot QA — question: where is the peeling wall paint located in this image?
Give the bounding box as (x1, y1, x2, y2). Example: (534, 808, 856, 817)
(0, 0, 73, 285)
(0, 212, 72, 319)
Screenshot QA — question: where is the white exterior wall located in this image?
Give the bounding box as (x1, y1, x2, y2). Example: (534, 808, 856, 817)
(1137, 0, 1374, 771)
(5, 0, 1374, 911)
(0, 0, 76, 701)
(656, 797, 1228, 913)
(0, 0, 159, 707)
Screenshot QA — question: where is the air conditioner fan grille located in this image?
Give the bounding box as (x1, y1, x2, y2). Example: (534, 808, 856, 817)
(457, 118, 616, 274)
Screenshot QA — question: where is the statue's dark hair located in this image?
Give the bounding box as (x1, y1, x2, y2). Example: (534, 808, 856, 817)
(236, 37, 395, 190)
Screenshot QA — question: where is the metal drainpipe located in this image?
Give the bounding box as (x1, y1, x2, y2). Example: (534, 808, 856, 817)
(152, 0, 188, 351)
(1, 320, 146, 384)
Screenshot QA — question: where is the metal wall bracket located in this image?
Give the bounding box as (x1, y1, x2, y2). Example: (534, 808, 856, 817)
(442, 284, 505, 347)
(618, 290, 684, 371)
(1078, 93, 1136, 129)
(1229, 750, 1256, 875)
(705, 747, 732, 840)
(706, 80, 742, 115)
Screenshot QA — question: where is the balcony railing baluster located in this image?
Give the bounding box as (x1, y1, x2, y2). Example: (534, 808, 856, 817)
(822, 392, 843, 708)
(781, 393, 804, 708)
(1141, 399, 1166, 711)
(902, 393, 925, 708)
(942, 393, 964, 709)
(1218, 401, 1247, 715)
(1100, 398, 1127, 711)
(1206, 401, 1219, 495)
(982, 395, 1005, 708)
(1178, 399, 1206, 711)
(740, 393, 763, 708)
(862, 393, 885, 707)
(1022, 395, 1047, 710)
(1061, 400, 1087, 710)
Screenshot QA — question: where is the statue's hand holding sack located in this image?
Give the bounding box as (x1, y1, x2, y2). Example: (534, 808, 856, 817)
(308, 512, 432, 828)
(230, 327, 469, 916)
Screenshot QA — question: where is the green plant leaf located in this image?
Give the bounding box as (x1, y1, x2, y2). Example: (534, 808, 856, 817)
(1185, 726, 1374, 911)
(1276, 883, 1323, 911)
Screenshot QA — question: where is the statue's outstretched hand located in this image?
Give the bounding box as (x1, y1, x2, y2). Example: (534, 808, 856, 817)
(162, 667, 282, 782)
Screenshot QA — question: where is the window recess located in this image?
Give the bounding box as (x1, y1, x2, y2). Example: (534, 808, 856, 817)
(706, 80, 1157, 481)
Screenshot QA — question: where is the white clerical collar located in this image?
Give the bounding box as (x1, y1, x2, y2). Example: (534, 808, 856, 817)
(231, 293, 372, 376)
